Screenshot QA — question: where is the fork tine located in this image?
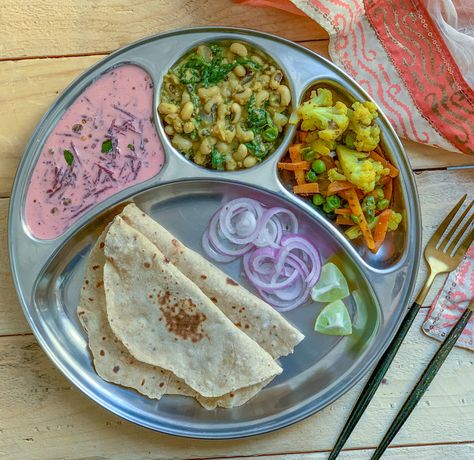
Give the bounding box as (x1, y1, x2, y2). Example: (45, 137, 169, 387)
(452, 216, 474, 257)
(439, 200, 473, 250)
(430, 194, 467, 246)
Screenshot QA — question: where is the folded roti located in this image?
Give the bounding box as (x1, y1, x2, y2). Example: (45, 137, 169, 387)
(77, 230, 271, 408)
(120, 203, 304, 358)
(103, 217, 282, 398)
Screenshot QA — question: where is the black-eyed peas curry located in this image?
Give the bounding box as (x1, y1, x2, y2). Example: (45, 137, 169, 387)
(158, 41, 291, 171)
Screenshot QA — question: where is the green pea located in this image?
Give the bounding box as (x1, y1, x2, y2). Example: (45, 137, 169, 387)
(301, 147, 315, 161)
(326, 194, 341, 210)
(351, 214, 359, 224)
(312, 193, 325, 206)
(363, 195, 376, 209)
(262, 126, 278, 142)
(377, 198, 390, 210)
(365, 208, 375, 223)
(323, 203, 333, 214)
(305, 170, 318, 183)
(312, 159, 326, 174)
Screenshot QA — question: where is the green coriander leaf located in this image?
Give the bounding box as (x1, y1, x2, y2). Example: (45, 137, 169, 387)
(63, 149, 74, 166)
(101, 139, 113, 153)
(211, 148, 226, 170)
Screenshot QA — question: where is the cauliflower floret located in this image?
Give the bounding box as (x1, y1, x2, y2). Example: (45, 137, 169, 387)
(336, 145, 387, 193)
(298, 101, 349, 141)
(308, 87, 333, 107)
(388, 211, 402, 231)
(345, 101, 381, 152)
(289, 88, 333, 125)
(373, 161, 390, 183)
(327, 168, 347, 182)
(310, 138, 335, 156)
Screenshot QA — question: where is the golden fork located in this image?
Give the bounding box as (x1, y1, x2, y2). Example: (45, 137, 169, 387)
(329, 194, 474, 459)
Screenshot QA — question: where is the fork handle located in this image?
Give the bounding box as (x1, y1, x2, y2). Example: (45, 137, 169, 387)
(328, 302, 421, 460)
(371, 306, 474, 460)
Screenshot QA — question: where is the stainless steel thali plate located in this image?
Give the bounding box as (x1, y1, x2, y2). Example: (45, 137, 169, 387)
(9, 27, 421, 439)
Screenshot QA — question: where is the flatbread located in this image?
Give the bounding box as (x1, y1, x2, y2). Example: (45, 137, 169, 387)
(120, 203, 304, 358)
(78, 229, 273, 408)
(77, 231, 184, 400)
(103, 217, 282, 398)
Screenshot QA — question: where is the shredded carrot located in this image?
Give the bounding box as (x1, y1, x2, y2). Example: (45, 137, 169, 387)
(289, 144, 303, 159)
(375, 145, 386, 159)
(298, 131, 309, 142)
(336, 216, 354, 226)
(293, 183, 319, 195)
(317, 178, 330, 196)
(335, 208, 352, 215)
(373, 209, 392, 252)
(370, 151, 399, 178)
(384, 177, 393, 201)
(342, 188, 375, 250)
(320, 155, 336, 171)
(327, 180, 354, 196)
(378, 176, 391, 186)
(289, 144, 306, 185)
(277, 161, 311, 171)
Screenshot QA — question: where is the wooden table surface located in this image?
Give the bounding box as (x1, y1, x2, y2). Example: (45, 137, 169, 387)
(1, 1, 474, 459)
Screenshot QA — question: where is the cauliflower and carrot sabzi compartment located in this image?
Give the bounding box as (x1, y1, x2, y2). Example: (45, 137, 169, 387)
(278, 87, 402, 253)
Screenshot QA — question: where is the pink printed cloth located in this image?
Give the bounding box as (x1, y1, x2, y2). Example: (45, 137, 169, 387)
(237, 0, 474, 350)
(423, 247, 474, 351)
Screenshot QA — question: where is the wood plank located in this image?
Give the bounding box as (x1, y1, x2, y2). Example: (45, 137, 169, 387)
(0, 313, 472, 459)
(2, 168, 472, 336)
(0, 200, 29, 336)
(0, 0, 325, 59)
(228, 443, 474, 460)
(0, 55, 102, 198)
(413, 169, 474, 306)
(1, 53, 472, 198)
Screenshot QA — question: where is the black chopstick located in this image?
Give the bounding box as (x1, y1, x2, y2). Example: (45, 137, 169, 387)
(370, 301, 474, 459)
(328, 301, 422, 459)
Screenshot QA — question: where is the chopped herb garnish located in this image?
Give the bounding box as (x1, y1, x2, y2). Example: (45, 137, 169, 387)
(245, 139, 267, 159)
(211, 148, 226, 170)
(127, 143, 135, 151)
(177, 44, 255, 88)
(63, 149, 74, 166)
(235, 57, 262, 71)
(247, 95, 267, 128)
(101, 139, 113, 153)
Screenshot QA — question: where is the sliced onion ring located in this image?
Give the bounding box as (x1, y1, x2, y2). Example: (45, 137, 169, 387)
(202, 198, 321, 311)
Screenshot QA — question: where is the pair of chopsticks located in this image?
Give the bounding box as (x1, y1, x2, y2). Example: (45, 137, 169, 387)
(329, 195, 474, 459)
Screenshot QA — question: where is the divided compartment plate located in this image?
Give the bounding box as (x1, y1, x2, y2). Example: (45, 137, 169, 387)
(8, 27, 421, 439)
